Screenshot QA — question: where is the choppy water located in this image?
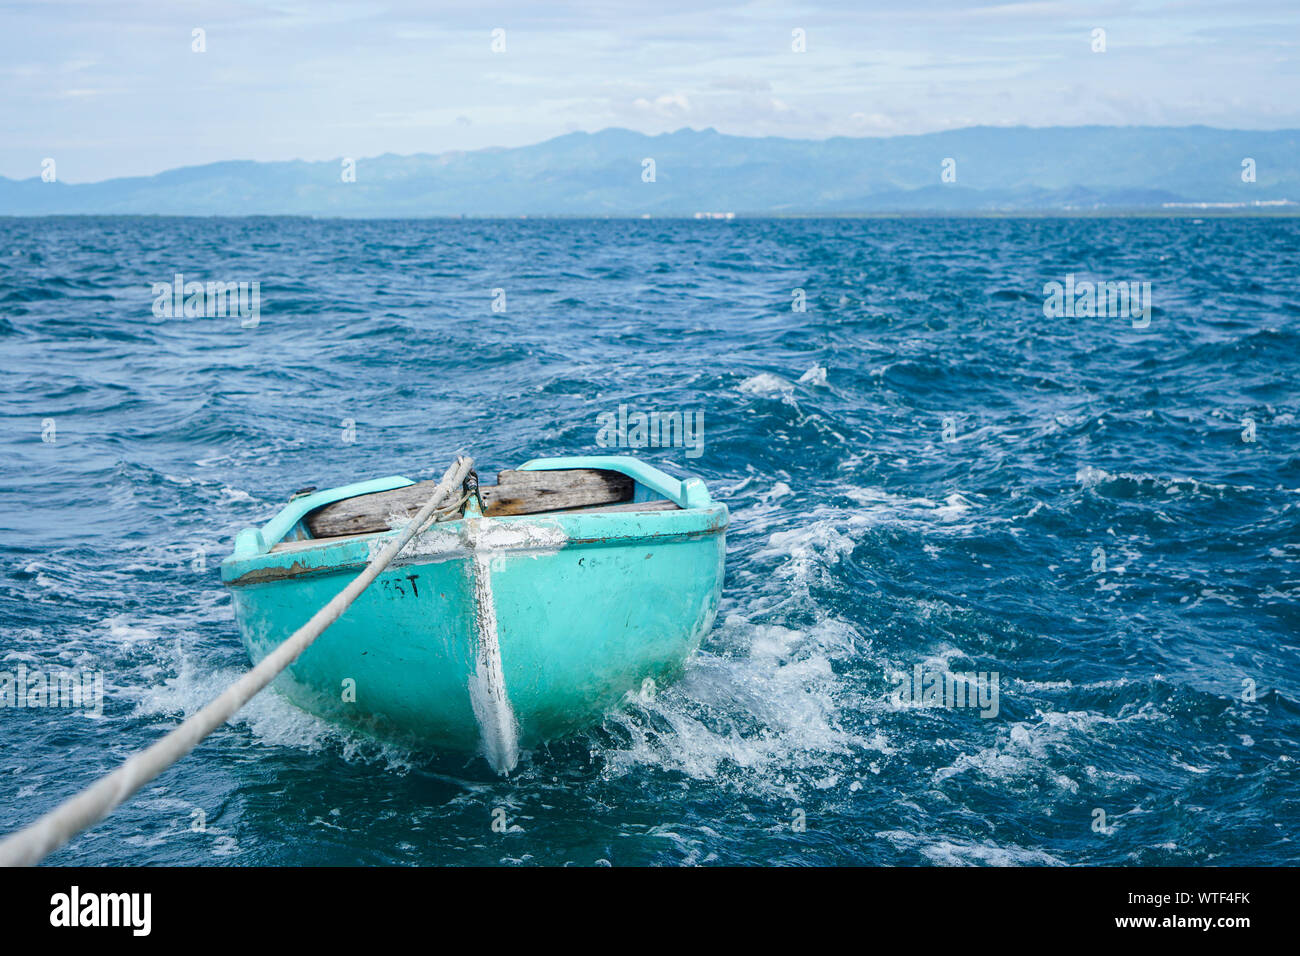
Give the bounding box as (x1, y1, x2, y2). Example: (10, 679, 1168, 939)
(1, 216, 1297, 866)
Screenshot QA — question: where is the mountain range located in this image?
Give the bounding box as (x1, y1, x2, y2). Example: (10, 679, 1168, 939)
(2, 125, 1296, 216)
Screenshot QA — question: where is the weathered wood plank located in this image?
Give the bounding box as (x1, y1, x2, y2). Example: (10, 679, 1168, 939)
(305, 481, 443, 538)
(304, 468, 635, 537)
(480, 469, 632, 517)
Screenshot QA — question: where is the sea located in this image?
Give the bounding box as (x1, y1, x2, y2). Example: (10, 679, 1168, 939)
(1, 216, 1297, 865)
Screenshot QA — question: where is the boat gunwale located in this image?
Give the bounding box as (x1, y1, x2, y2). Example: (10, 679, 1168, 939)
(222, 503, 729, 588)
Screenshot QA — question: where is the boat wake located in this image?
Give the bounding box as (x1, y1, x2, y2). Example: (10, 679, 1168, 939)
(592, 611, 877, 797)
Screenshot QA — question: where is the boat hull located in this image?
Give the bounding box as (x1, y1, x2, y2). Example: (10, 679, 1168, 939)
(224, 496, 727, 753)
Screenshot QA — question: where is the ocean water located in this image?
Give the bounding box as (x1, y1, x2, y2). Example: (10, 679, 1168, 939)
(1, 216, 1297, 866)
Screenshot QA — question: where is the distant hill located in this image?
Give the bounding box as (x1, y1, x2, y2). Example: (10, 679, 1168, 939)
(2, 126, 1296, 216)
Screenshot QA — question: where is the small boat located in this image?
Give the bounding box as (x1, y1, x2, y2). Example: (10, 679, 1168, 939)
(221, 456, 728, 772)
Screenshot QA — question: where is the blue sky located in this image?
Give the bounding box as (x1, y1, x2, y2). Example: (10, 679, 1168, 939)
(2, 0, 1297, 182)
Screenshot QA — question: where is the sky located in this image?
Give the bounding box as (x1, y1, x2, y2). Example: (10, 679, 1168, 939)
(1, 0, 1297, 182)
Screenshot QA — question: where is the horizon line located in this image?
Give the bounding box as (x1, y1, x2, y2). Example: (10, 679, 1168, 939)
(4, 209, 1298, 221)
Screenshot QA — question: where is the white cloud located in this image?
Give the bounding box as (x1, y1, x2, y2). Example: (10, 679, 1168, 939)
(632, 93, 693, 118)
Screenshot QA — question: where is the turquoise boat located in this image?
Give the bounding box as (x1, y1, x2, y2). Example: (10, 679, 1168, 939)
(221, 456, 727, 772)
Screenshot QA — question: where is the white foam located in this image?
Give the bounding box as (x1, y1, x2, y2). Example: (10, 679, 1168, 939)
(738, 372, 794, 396)
(836, 487, 981, 532)
(930, 706, 1163, 791)
(933, 492, 974, 520)
(760, 481, 793, 502)
(876, 829, 1066, 866)
(596, 614, 877, 795)
(798, 365, 828, 386)
(129, 635, 417, 771)
(755, 520, 857, 586)
(1076, 465, 1256, 496)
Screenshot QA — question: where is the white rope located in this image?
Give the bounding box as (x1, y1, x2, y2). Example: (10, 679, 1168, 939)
(0, 455, 474, 867)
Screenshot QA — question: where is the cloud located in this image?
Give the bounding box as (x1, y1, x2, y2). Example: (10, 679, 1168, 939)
(632, 93, 693, 118)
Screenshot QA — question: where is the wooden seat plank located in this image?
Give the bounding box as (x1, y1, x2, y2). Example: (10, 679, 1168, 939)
(304, 468, 634, 537)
